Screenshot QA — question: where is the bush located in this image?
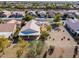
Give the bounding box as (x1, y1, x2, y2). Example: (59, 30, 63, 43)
(22, 14, 32, 21)
(40, 31, 49, 41)
(18, 37, 30, 48)
(0, 36, 11, 53)
(46, 25, 52, 31)
(54, 13, 61, 22)
(0, 36, 11, 48)
(26, 49, 36, 58)
(26, 40, 44, 58)
(16, 48, 23, 58)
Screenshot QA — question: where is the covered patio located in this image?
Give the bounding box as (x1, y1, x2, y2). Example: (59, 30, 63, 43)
(19, 20, 40, 41)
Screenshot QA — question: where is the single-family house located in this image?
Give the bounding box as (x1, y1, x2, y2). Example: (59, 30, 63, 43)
(47, 10, 55, 18)
(0, 23, 16, 38)
(27, 11, 37, 17)
(9, 13, 24, 18)
(8, 11, 24, 18)
(35, 18, 50, 26)
(37, 11, 46, 18)
(65, 18, 79, 37)
(19, 20, 40, 40)
(3, 10, 11, 18)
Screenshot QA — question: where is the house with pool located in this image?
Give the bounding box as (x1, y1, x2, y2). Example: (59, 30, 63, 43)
(19, 20, 40, 41)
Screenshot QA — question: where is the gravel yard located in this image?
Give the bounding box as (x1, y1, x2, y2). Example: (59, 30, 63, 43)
(44, 26, 78, 58)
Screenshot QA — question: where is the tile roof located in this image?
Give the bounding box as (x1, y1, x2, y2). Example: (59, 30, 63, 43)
(20, 20, 40, 32)
(0, 23, 16, 32)
(19, 20, 40, 36)
(66, 19, 79, 32)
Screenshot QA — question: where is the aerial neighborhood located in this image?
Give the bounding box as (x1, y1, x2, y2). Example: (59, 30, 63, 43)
(0, 1, 79, 58)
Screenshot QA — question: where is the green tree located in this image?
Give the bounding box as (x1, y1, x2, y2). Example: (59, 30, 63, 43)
(40, 31, 49, 42)
(15, 2, 25, 9)
(0, 36, 11, 54)
(46, 25, 52, 31)
(54, 13, 61, 22)
(45, 3, 49, 10)
(22, 14, 32, 21)
(21, 20, 26, 27)
(61, 3, 71, 9)
(51, 3, 56, 9)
